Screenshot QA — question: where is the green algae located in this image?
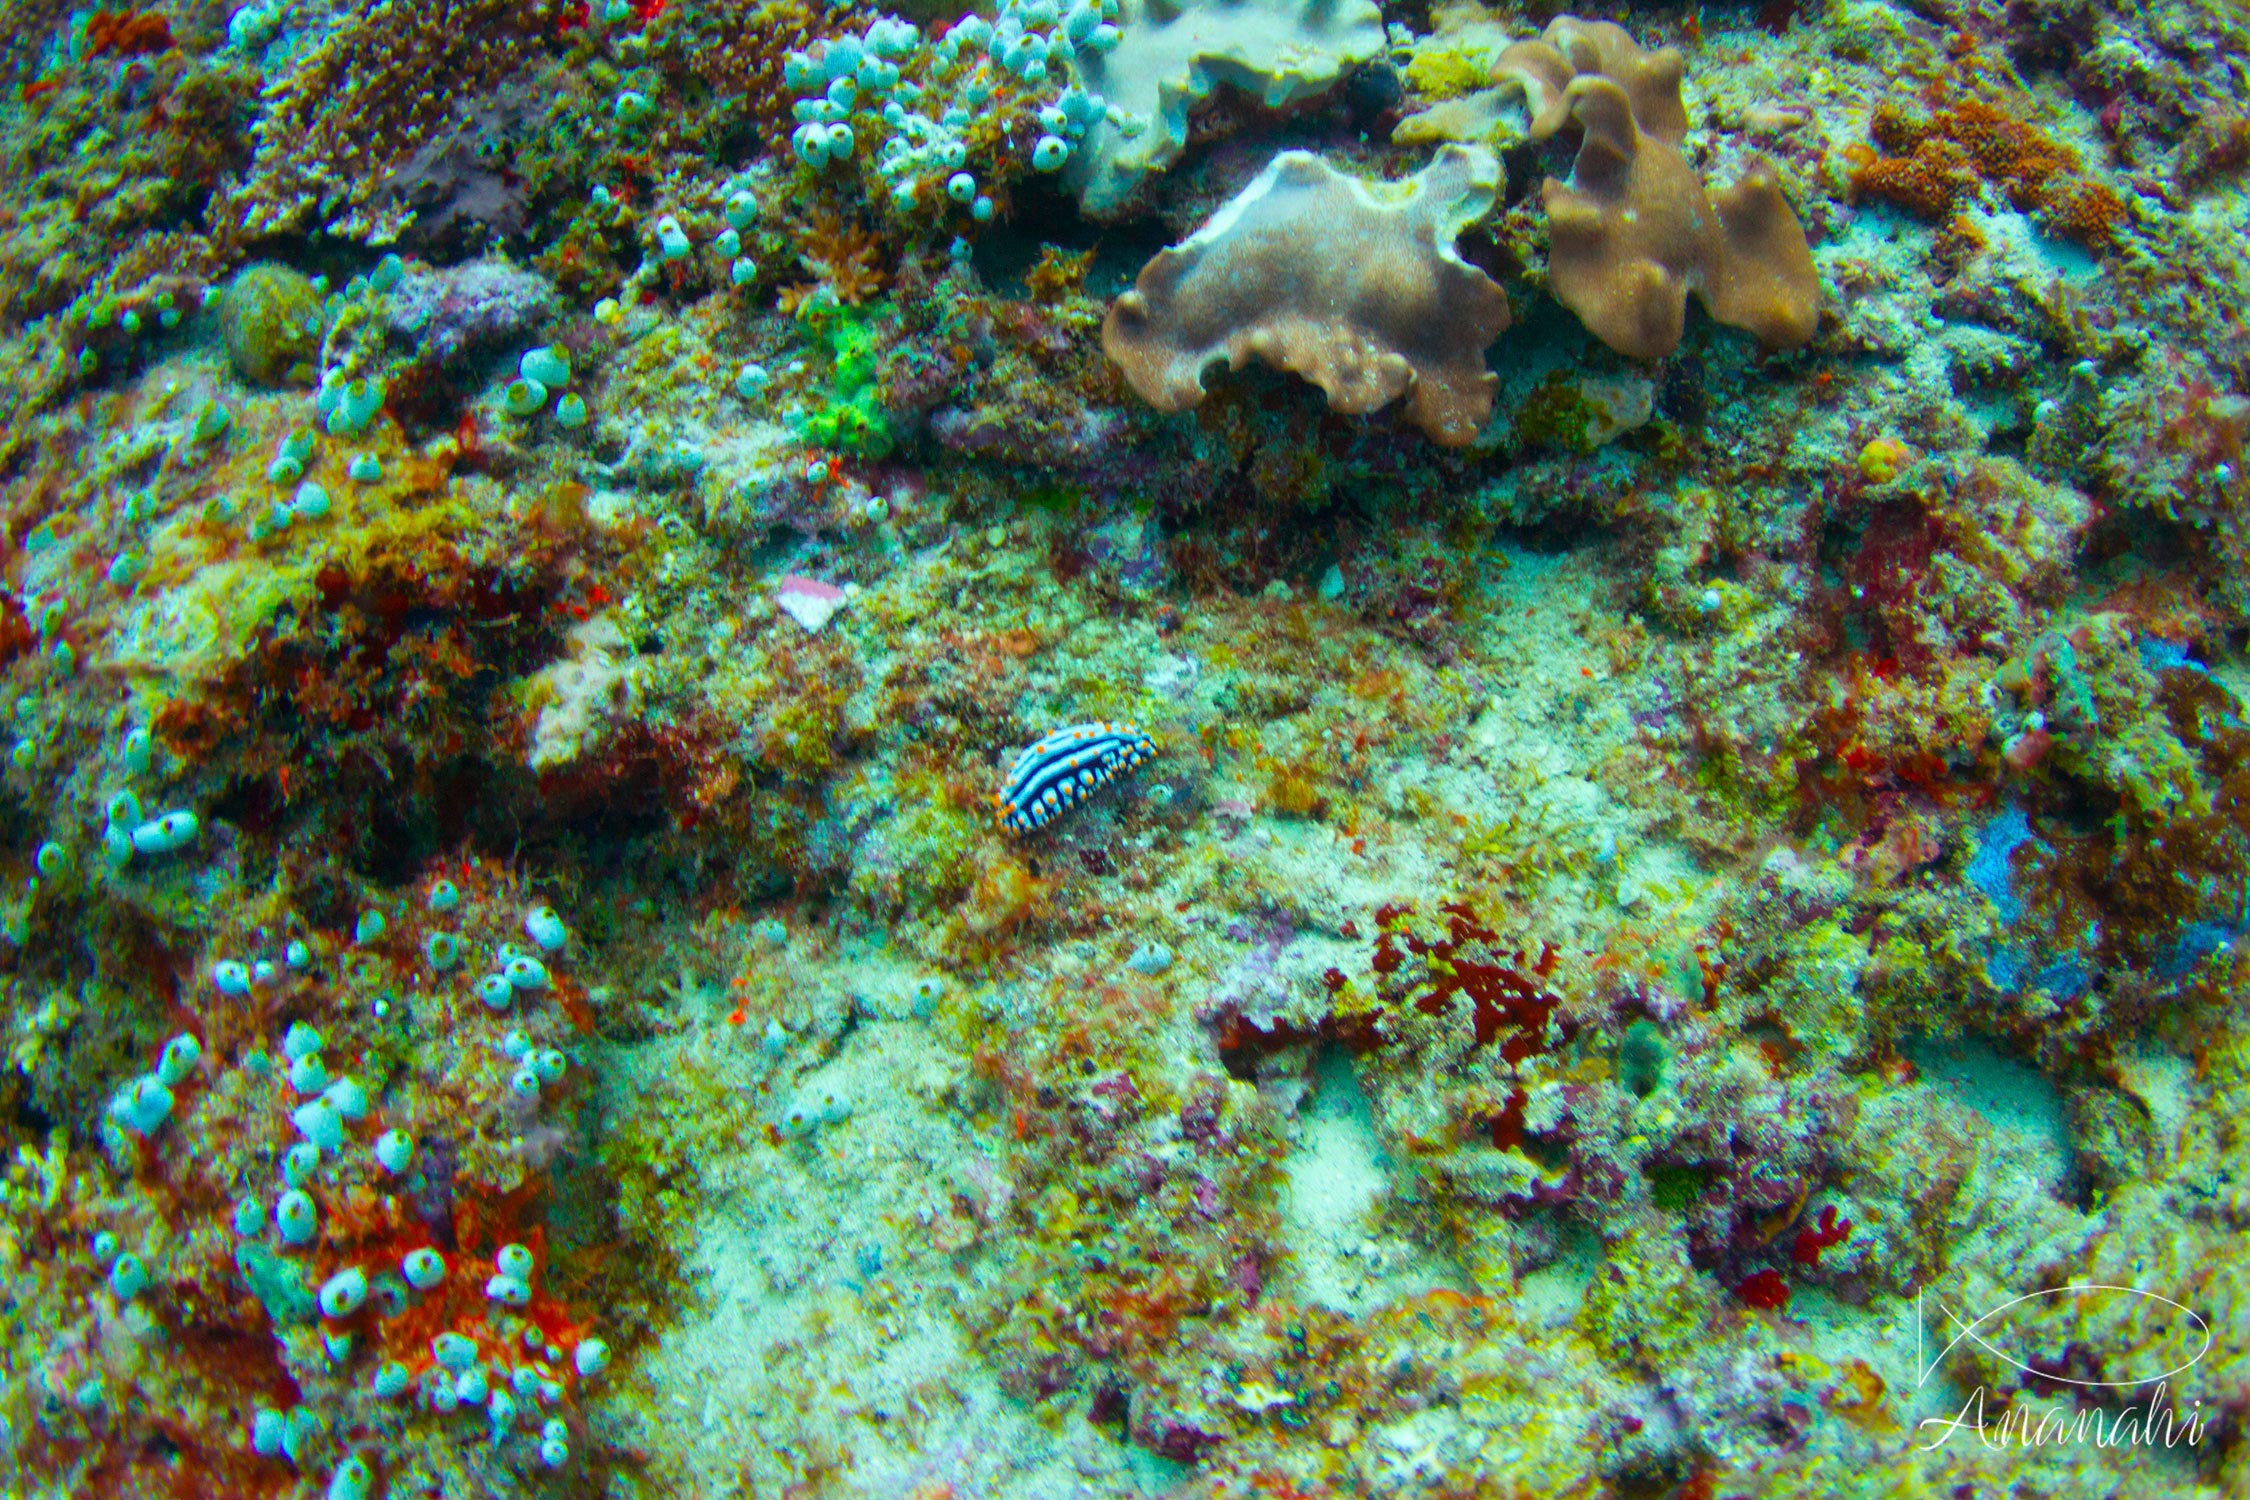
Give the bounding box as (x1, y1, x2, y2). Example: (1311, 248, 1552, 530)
(795, 295, 895, 459)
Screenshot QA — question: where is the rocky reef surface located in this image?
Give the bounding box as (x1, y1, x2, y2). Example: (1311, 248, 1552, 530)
(0, 0, 2244, 1495)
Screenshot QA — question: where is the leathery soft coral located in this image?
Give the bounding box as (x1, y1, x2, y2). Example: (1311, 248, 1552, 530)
(1496, 15, 1820, 361)
(1101, 145, 1512, 447)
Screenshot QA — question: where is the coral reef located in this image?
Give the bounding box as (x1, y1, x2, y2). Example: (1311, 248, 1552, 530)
(225, 0, 563, 241)
(0, 0, 2241, 1494)
(216, 262, 324, 386)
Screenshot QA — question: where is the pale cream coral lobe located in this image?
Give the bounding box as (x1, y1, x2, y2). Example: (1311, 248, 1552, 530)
(1101, 146, 1511, 446)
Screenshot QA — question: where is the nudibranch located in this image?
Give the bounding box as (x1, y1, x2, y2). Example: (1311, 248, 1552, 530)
(996, 722, 1155, 833)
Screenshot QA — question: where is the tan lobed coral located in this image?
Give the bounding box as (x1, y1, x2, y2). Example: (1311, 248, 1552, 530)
(1494, 17, 1817, 361)
(1394, 9, 1682, 149)
(1406, 14, 1819, 362)
(1493, 17, 1688, 148)
(1101, 145, 1512, 447)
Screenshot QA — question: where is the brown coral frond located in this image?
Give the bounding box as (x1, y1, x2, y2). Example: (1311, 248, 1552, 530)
(1479, 17, 1820, 360)
(1496, 15, 1688, 146)
(1542, 75, 1818, 361)
(1708, 162, 1822, 350)
(798, 211, 887, 306)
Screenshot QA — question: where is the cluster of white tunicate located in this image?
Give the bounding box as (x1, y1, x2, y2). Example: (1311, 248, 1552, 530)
(97, 786, 199, 870)
(785, 20, 924, 172)
(785, 2, 1122, 218)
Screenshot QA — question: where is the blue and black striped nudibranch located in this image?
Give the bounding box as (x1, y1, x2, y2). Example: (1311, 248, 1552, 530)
(996, 721, 1156, 833)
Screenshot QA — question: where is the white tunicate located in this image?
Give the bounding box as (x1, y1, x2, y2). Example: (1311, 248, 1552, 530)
(157, 1033, 202, 1085)
(291, 1099, 345, 1153)
(275, 1189, 317, 1246)
(328, 1454, 374, 1500)
(374, 1129, 414, 1173)
(403, 1248, 447, 1290)
(319, 1266, 369, 1319)
(288, 1052, 330, 1097)
(129, 811, 198, 855)
(322, 1077, 368, 1120)
(114, 1076, 173, 1134)
(109, 1253, 148, 1300)
(232, 1196, 265, 1237)
(523, 905, 567, 952)
(1127, 942, 1174, 975)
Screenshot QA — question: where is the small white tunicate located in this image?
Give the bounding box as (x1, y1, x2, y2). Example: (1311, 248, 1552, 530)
(523, 905, 567, 952)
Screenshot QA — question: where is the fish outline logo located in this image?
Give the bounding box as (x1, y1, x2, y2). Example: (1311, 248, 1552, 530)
(1915, 1283, 2213, 1390)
